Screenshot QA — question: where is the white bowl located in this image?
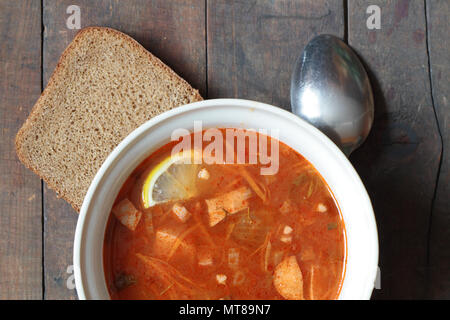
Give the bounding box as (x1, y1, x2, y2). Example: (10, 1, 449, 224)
(74, 99, 378, 300)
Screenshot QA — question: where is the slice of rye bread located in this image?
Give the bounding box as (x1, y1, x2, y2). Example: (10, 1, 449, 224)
(15, 27, 202, 212)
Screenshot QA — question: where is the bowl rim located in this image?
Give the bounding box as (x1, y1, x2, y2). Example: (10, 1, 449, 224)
(74, 98, 378, 300)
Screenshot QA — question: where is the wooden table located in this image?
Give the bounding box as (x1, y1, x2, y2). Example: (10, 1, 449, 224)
(0, 0, 448, 299)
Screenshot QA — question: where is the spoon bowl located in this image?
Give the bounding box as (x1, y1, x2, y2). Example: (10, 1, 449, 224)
(291, 35, 374, 156)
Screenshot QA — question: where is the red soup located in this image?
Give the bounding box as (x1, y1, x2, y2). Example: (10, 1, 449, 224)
(104, 129, 346, 299)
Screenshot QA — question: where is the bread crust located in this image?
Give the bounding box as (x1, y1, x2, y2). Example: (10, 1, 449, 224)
(15, 27, 203, 212)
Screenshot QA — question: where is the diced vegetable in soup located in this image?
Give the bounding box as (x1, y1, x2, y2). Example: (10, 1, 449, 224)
(103, 129, 346, 300)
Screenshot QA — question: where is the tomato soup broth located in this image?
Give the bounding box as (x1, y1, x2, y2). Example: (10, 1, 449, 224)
(104, 129, 346, 300)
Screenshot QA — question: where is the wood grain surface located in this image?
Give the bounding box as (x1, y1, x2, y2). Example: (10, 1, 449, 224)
(426, 0, 450, 299)
(1, 0, 448, 299)
(0, 0, 42, 299)
(42, 0, 206, 299)
(207, 0, 344, 109)
(348, 0, 442, 299)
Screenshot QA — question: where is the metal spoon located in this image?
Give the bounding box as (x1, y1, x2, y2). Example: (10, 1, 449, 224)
(291, 34, 374, 156)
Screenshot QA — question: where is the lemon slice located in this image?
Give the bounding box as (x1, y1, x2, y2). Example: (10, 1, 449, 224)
(142, 150, 200, 208)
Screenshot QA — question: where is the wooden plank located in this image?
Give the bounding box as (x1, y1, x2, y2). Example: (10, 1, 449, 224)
(42, 0, 206, 299)
(426, 0, 450, 299)
(348, 0, 441, 299)
(207, 0, 344, 109)
(0, 0, 42, 299)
